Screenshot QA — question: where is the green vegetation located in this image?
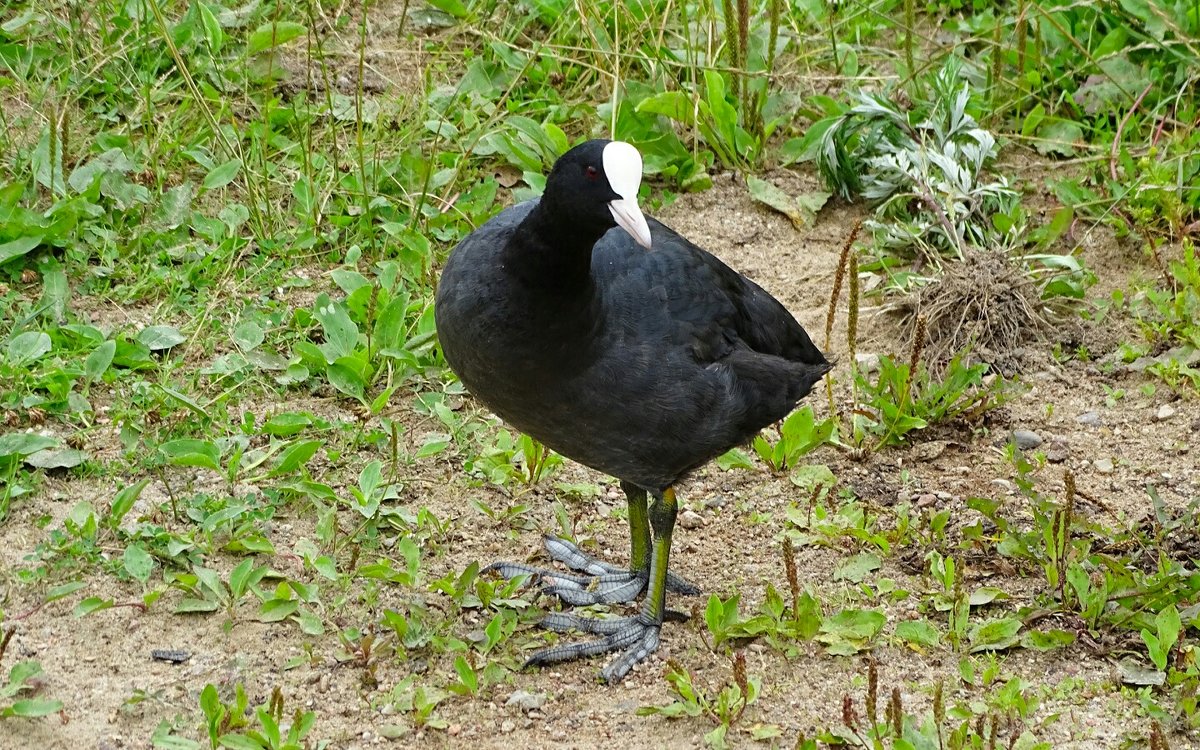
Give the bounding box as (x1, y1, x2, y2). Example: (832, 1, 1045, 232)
(1, 0, 1197, 747)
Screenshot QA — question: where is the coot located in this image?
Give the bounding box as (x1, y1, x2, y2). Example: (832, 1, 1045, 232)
(435, 139, 831, 682)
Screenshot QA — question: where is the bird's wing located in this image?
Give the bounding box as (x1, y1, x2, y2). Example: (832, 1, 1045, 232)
(592, 218, 826, 367)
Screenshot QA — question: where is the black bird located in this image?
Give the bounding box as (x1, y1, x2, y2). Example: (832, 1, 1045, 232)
(435, 139, 831, 682)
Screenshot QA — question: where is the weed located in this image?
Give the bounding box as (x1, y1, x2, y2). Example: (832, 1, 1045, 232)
(808, 61, 1017, 261)
(0, 630, 62, 720)
(1124, 240, 1200, 391)
(852, 352, 1010, 450)
(196, 683, 319, 750)
(819, 662, 1051, 749)
(751, 406, 837, 473)
(637, 654, 760, 749)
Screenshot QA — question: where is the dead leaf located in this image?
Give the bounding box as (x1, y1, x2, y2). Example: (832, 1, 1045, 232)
(493, 165, 524, 188)
(745, 175, 830, 230)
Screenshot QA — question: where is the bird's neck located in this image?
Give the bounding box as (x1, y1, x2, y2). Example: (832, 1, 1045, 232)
(506, 199, 605, 291)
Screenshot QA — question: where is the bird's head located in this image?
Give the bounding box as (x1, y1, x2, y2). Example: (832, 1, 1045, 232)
(543, 139, 653, 250)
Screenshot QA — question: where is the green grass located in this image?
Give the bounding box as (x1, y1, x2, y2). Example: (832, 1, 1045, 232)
(1, 0, 1199, 747)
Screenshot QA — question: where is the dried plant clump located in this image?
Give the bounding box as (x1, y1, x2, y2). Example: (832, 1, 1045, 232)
(904, 247, 1048, 370)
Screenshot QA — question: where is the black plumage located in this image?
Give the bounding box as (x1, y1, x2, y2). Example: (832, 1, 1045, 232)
(434, 139, 831, 681)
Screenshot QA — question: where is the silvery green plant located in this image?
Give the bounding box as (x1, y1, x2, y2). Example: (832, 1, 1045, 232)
(812, 62, 1020, 266)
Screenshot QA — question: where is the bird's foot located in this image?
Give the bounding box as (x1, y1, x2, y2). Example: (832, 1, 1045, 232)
(485, 535, 699, 606)
(526, 611, 666, 683)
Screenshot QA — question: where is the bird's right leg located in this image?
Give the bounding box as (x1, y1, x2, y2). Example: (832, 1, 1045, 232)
(485, 481, 699, 605)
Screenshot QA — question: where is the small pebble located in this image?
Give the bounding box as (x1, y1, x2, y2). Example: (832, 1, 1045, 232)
(917, 493, 937, 507)
(1094, 458, 1115, 474)
(1156, 404, 1177, 422)
(1010, 430, 1043, 450)
(1077, 411, 1102, 427)
(501, 720, 516, 733)
(913, 441, 947, 461)
(679, 509, 704, 529)
(1046, 442, 1069, 463)
(506, 690, 547, 713)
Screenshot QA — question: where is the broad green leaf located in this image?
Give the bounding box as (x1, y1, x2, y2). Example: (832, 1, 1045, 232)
(834, 552, 881, 583)
(232, 321, 264, 350)
(313, 294, 358, 361)
(715, 447, 755, 471)
(84, 340, 116, 382)
(159, 439, 221, 471)
(151, 720, 203, 750)
(297, 609, 324, 635)
(820, 608, 886, 640)
(155, 384, 208, 418)
(247, 20, 306, 53)
(45, 581, 87, 602)
(895, 619, 940, 648)
(124, 544, 154, 584)
(968, 617, 1023, 652)
(326, 362, 366, 401)
(259, 599, 299, 622)
(138, 325, 185, 351)
(202, 159, 241, 190)
(0, 235, 42, 265)
(24, 448, 88, 469)
(3, 698, 63, 718)
(175, 598, 219, 614)
(216, 735, 265, 750)
(968, 587, 1008, 606)
(261, 412, 313, 437)
(155, 183, 195, 229)
(39, 261, 68, 322)
(0, 432, 57, 459)
(1036, 120, 1084, 157)
(1020, 629, 1075, 651)
(74, 596, 114, 617)
(424, 0, 469, 17)
(229, 559, 267, 599)
(746, 175, 829, 230)
(635, 90, 695, 124)
(7, 331, 51, 365)
(264, 439, 322, 478)
(198, 2, 224, 51)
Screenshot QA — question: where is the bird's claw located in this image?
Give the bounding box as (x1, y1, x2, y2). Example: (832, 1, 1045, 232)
(524, 612, 662, 683)
(484, 535, 699, 605)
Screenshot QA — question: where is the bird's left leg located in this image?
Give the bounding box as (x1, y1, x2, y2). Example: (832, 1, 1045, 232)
(523, 487, 682, 682)
(486, 481, 698, 605)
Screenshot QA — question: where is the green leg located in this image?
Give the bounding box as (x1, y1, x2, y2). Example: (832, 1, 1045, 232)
(623, 480, 652, 572)
(637, 487, 677, 624)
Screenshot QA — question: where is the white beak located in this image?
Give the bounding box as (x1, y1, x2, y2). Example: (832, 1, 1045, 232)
(609, 198, 652, 250)
(602, 141, 652, 250)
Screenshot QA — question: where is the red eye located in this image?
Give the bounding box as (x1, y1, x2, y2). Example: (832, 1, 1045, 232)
(585, 165, 599, 180)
